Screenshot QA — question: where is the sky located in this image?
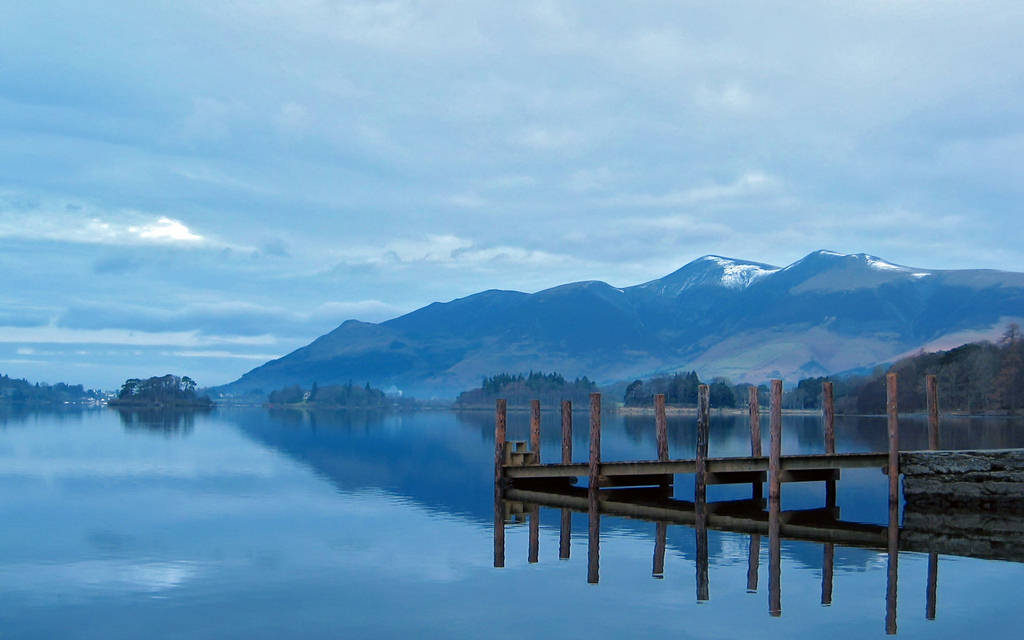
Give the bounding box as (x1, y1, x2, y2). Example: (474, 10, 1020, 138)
(2, 1, 1024, 389)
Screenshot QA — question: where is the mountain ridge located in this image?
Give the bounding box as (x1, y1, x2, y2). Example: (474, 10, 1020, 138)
(219, 250, 1024, 398)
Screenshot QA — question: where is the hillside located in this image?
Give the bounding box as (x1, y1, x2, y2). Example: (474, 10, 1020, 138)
(217, 251, 1024, 398)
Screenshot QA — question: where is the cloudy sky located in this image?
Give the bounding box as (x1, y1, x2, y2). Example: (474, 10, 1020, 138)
(2, 1, 1023, 388)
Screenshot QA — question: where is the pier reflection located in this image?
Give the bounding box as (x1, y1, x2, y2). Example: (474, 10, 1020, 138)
(494, 484, 1023, 635)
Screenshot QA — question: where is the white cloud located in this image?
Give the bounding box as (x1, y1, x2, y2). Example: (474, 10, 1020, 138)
(0, 325, 278, 348)
(600, 172, 781, 208)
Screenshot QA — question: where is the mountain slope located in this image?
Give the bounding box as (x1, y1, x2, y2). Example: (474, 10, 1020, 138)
(220, 251, 1024, 397)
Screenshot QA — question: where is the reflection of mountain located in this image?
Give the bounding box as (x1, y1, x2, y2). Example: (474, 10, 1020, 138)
(228, 408, 993, 573)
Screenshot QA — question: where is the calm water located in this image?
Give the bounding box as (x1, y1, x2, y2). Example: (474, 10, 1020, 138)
(1, 406, 1023, 638)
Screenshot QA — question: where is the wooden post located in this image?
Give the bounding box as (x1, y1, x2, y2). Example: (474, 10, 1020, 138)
(589, 393, 601, 491)
(588, 392, 601, 584)
(822, 543, 834, 605)
(887, 373, 900, 507)
(531, 399, 541, 464)
(768, 495, 781, 617)
(696, 509, 709, 601)
(528, 504, 539, 563)
(749, 386, 762, 500)
(746, 534, 760, 592)
(495, 399, 507, 486)
(926, 551, 938, 620)
(927, 374, 940, 451)
(559, 509, 571, 560)
(494, 398, 507, 568)
(886, 496, 899, 634)
(652, 522, 666, 577)
(769, 379, 783, 503)
(695, 384, 710, 507)
(588, 484, 600, 584)
(655, 394, 669, 462)
(561, 400, 573, 464)
(823, 381, 837, 509)
(494, 489, 505, 569)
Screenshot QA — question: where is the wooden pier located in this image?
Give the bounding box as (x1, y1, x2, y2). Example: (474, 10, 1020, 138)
(491, 373, 1024, 634)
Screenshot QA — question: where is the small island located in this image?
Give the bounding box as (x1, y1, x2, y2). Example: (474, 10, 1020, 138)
(108, 374, 213, 408)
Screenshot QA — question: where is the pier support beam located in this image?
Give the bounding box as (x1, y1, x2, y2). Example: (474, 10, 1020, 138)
(927, 374, 940, 451)
(655, 394, 669, 462)
(493, 398, 507, 569)
(769, 380, 783, 503)
(531, 399, 541, 464)
(749, 386, 762, 500)
(588, 392, 601, 584)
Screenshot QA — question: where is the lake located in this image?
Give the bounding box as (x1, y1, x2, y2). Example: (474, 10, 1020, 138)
(1, 406, 1022, 638)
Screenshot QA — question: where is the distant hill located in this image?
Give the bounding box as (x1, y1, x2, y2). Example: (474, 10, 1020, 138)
(216, 251, 1024, 398)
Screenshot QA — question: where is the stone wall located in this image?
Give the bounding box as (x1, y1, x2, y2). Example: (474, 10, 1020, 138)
(901, 449, 1024, 512)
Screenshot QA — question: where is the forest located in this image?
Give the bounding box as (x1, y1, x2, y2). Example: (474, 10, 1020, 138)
(110, 374, 213, 407)
(455, 371, 598, 408)
(267, 381, 390, 408)
(0, 373, 103, 405)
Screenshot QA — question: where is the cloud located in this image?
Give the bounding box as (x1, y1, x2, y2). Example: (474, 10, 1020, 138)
(599, 172, 781, 208)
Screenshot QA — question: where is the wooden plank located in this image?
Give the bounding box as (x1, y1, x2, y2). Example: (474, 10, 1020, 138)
(927, 375, 940, 451)
(503, 488, 890, 549)
(655, 394, 669, 462)
(531, 399, 541, 464)
(780, 469, 840, 483)
(707, 470, 766, 485)
(504, 452, 890, 479)
(769, 379, 783, 502)
(886, 496, 899, 634)
(561, 400, 572, 464)
(823, 381, 835, 454)
(599, 473, 673, 487)
(588, 484, 600, 584)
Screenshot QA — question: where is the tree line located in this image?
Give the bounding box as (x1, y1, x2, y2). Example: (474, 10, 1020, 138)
(111, 374, 212, 407)
(787, 324, 1024, 414)
(267, 381, 389, 408)
(455, 371, 598, 407)
(624, 371, 755, 408)
(0, 373, 103, 405)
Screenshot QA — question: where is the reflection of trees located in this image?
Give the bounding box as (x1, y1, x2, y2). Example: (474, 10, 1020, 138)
(265, 407, 388, 433)
(0, 406, 90, 428)
(115, 407, 210, 435)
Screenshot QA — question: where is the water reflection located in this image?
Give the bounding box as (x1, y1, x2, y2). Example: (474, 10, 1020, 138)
(115, 408, 209, 434)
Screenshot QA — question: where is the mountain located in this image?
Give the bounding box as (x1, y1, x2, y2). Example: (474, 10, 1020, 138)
(218, 251, 1024, 398)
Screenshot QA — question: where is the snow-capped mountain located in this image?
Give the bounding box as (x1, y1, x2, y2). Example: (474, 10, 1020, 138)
(219, 251, 1024, 397)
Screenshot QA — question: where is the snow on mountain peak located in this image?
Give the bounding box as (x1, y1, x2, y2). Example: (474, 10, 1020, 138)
(701, 256, 780, 288)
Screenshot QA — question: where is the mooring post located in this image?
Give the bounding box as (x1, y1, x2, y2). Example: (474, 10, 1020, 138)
(531, 399, 541, 464)
(494, 398, 507, 569)
(768, 495, 781, 617)
(885, 373, 900, 635)
(528, 504, 539, 564)
(696, 512, 709, 601)
(561, 400, 572, 463)
(695, 384, 710, 506)
(589, 393, 601, 491)
(655, 393, 669, 462)
(886, 373, 900, 506)
(588, 392, 601, 584)
(769, 379, 783, 503)
(926, 374, 940, 451)
(495, 398, 507, 486)
(746, 534, 760, 592)
(749, 386, 762, 500)
(823, 380, 837, 510)
(653, 521, 666, 578)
